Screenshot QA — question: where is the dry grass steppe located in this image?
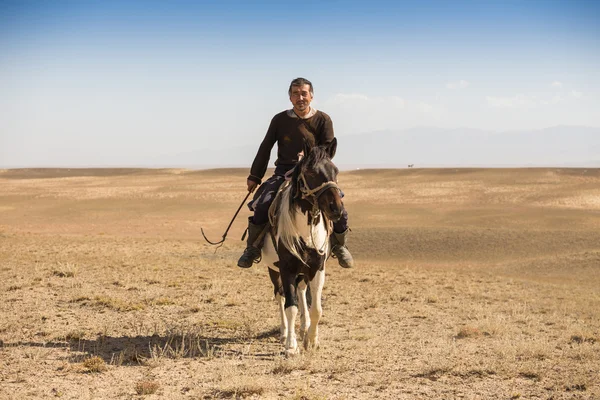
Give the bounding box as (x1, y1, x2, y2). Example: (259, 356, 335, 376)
(1, 167, 599, 399)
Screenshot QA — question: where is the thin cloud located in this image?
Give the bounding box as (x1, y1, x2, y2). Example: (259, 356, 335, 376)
(487, 90, 584, 109)
(328, 93, 373, 103)
(446, 80, 469, 90)
(323, 93, 442, 134)
(551, 81, 563, 88)
(486, 94, 537, 108)
(327, 93, 406, 108)
(541, 95, 562, 105)
(571, 90, 583, 98)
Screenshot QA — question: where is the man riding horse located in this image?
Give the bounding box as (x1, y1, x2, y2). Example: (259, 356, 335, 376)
(237, 77, 354, 269)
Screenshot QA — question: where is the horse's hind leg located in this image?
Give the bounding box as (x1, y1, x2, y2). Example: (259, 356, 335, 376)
(276, 293, 287, 344)
(280, 269, 300, 356)
(305, 268, 325, 351)
(297, 278, 310, 342)
(268, 268, 287, 344)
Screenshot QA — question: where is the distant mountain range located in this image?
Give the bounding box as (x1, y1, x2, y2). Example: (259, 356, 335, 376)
(2, 126, 598, 169)
(334, 125, 600, 168)
(158, 125, 600, 169)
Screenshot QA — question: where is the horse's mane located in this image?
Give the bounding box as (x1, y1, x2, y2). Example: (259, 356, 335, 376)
(304, 145, 330, 166)
(277, 186, 304, 262)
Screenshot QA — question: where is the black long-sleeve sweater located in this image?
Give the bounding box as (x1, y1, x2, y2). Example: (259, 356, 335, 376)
(248, 110, 334, 184)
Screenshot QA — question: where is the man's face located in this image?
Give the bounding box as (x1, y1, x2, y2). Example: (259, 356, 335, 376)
(289, 84, 313, 113)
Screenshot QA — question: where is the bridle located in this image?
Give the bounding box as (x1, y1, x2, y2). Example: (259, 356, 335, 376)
(298, 170, 339, 202)
(296, 168, 340, 256)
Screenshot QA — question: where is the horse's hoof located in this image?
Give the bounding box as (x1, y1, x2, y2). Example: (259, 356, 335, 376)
(303, 338, 320, 351)
(285, 347, 299, 357)
(299, 329, 308, 342)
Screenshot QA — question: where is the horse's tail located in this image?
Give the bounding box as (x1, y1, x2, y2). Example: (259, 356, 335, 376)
(277, 186, 304, 263)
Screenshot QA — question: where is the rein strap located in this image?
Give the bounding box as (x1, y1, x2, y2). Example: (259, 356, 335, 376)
(299, 172, 338, 199)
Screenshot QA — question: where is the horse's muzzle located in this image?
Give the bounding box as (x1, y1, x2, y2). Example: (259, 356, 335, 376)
(328, 205, 343, 222)
(325, 202, 344, 222)
(318, 187, 344, 222)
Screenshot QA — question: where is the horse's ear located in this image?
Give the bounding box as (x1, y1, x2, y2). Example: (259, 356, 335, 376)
(326, 138, 337, 159)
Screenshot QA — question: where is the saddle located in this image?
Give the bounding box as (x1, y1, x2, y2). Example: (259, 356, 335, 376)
(268, 180, 291, 231)
(248, 180, 291, 251)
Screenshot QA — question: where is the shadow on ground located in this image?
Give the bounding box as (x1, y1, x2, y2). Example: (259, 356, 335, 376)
(2, 327, 282, 364)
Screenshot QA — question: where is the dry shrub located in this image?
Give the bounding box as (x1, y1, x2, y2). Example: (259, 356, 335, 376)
(290, 393, 327, 400)
(52, 262, 77, 277)
(413, 365, 452, 381)
(518, 370, 542, 381)
(565, 383, 587, 392)
(455, 326, 482, 339)
(149, 334, 217, 360)
(82, 356, 107, 373)
(93, 295, 145, 311)
(65, 330, 86, 341)
(135, 380, 160, 395)
(151, 297, 175, 306)
(69, 295, 91, 303)
(208, 371, 270, 399)
(210, 384, 264, 399)
(272, 355, 312, 375)
(272, 358, 297, 375)
(570, 333, 597, 344)
(110, 346, 142, 366)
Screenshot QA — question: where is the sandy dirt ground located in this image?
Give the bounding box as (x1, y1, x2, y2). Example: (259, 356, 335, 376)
(0, 167, 599, 399)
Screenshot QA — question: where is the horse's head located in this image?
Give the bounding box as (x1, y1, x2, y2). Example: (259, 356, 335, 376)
(293, 138, 344, 222)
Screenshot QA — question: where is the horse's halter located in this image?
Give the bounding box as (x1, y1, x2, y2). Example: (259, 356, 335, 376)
(297, 169, 339, 206)
(296, 168, 339, 256)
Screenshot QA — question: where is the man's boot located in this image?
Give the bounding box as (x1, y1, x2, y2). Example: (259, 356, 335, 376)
(330, 229, 354, 268)
(237, 218, 268, 268)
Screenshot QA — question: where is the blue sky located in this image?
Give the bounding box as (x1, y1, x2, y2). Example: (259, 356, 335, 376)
(1, 0, 599, 166)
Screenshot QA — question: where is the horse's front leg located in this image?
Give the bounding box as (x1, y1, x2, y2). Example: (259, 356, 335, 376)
(297, 278, 310, 342)
(276, 293, 287, 344)
(281, 269, 299, 357)
(305, 268, 325, 351)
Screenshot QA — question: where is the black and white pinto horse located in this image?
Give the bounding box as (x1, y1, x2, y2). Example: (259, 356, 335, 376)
(261, 139, 343, 356)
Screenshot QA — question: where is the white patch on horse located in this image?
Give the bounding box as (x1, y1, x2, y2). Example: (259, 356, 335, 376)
(275, 293, 287, 343)
(297, 280, 310, 341)
(277, 187, 329, 263)
(305, 214, 329, 255)
(305, 268, 325, 350)
(277, 188, 304, 262)
(262, 231, 279, 271)
(284, 306, 299, 356)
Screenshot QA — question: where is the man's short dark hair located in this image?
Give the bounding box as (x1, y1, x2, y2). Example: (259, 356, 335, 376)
(288, 77, 313, 96)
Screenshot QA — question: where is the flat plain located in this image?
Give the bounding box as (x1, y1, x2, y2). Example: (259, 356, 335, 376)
(0, 167, 599, 400)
